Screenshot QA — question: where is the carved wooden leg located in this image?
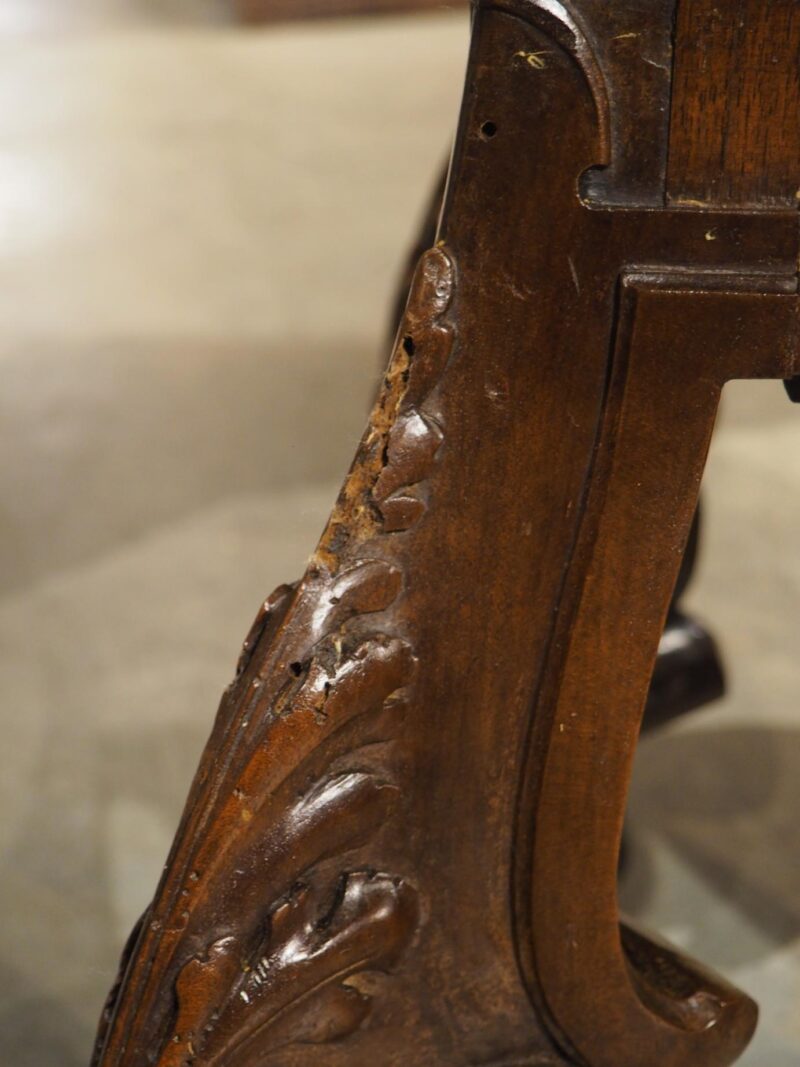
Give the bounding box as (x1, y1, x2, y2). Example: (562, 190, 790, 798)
(393, 180, 724, 736)
(92, 2, 800, 1066)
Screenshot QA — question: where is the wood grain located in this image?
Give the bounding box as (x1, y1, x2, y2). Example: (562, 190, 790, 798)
(92, 3, 800, 1065)
(668, 0, 800, 206)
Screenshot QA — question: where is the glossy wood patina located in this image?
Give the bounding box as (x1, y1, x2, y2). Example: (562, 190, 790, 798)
(92, 2, 800, 1065)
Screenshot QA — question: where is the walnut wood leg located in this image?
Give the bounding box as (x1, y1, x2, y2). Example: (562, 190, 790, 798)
(92, 2, 800, 1065)
(393, 183, 724, 735)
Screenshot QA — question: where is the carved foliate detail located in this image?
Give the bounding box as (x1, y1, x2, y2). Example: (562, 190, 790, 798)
(162, 872, 419, 1066)
(315, 246, 453, 568)
(93, 249, 456, 1067)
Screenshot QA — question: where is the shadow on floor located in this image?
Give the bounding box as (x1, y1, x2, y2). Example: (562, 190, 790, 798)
(622, 725, 800, 963)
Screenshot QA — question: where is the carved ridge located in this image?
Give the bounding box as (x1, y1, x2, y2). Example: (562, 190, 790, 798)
(93, 247, 456, 1067)
(489, 0, 611, 163)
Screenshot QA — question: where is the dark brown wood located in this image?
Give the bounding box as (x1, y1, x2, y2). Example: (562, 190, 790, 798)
(92, 2, 800, 1066)
(668, 0, 800, 207)
(394, 181, 725, 734)
(234, 0, 465, 24)
(646, 608, 725, 732)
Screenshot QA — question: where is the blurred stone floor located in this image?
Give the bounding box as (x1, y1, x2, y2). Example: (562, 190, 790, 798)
(0, 3, 797, 1065)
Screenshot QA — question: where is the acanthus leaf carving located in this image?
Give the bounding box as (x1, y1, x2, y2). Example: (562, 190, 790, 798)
(92, 246, 456, 1067)
(163, 872, 419, 1067)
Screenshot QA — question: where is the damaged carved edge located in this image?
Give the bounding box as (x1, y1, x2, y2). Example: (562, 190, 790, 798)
(91, 247, 457, 1067)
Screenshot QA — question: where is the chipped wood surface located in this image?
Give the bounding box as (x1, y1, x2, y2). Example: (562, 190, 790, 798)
(92, 3, 800, 1065)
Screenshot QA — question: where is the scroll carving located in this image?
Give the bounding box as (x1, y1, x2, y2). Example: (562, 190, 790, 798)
(91, 1, 800, 1064)
(92, 248, 456, 1067)
(162, 871, 419, 1065)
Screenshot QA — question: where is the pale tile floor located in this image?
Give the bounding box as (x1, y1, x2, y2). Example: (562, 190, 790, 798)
(0, 5, 797, 1066)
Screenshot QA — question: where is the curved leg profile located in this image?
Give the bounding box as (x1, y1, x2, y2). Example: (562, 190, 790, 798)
(93, 2, 800, 1065)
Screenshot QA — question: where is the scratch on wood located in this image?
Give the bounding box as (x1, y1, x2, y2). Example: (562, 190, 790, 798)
(513, 50, 550, 70)
(567, 256, 581, 295)
(642, 55, 670, 73)
(501, 271, 531, 302)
